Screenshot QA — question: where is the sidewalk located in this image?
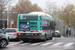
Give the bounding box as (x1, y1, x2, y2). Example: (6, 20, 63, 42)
(64, 35, 75, 37)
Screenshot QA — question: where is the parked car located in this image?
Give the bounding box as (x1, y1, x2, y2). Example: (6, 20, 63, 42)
(0, 29, 9, 48)
(4, 28, 18, 40)
(54, 30, 61, 37)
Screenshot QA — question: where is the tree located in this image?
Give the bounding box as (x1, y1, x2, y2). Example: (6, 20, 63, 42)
(58, 4, 75, 28)
(11, 0, 42, 28)
(32, 4, 42, 11)
(45, 0, 61, 30)
(45, 0, 58, 17)
(0, 0, 11, 19)
(12, 0, 42, 14)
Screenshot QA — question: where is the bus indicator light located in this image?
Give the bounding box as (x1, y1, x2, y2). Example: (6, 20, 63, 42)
(18, 33, 22, 35)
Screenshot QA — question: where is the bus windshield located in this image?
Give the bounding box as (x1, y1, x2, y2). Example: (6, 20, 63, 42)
(20, 15, 38, 20)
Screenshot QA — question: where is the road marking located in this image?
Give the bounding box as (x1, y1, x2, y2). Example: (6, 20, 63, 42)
(9, 42, 15, 44)
(7, 41, 74, 49)
(63, 43, 74, 47)
(41, 42, 53, 46)
(7, 41, 22, 47)
(7, 43, 19, 47)
(51, 42, 63, 46)
(31, 43, 40, 45)
(20, 43, 29, 45)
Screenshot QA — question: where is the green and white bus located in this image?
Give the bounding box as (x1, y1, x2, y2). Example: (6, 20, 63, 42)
(17, 12, 56, 42)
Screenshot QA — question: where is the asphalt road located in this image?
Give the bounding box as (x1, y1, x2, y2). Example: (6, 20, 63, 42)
(0, 36, 75, 50)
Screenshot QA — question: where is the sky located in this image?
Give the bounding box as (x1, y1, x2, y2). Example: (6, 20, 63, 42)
(13, 0, 75, 10)
(30, 0, 75, 9)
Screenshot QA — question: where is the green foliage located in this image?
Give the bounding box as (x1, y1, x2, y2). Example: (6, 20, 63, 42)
(58, 4, 75, 28)
(11, 0, 42, 28)
(0, 0, 11, 19)
(12, 0, 42, 14)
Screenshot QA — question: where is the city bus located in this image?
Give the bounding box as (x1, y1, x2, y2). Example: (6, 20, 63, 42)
(17, 12, 56, 42)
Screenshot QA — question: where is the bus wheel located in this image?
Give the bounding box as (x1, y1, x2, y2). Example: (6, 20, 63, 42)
(23, 39, 29, 42)
(50, 37, 52, 40)
(43, 34, 46, 42)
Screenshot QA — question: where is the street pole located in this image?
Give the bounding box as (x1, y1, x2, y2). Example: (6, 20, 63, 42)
(1, 5, 2, 19)
(7, 7, 9, 28)
(10, 22, 12, 28)
(0, 3, 2, 19)
(74, 27, 75, 37)
(10, 19, 14, 28)
(74, 22, 75, 37)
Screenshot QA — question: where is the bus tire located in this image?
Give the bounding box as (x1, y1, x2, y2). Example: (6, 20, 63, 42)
(50, 37, 52, 40)
(23, 39, 29, 42)
(43, 33, 46, 42)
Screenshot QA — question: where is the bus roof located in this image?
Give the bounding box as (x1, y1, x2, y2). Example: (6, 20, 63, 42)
(18, 12, 54, 21)
(28, 12, 54, 20)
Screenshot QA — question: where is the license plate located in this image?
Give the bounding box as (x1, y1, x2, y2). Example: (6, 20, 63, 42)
(26, 34, 30, 35)
(8, 34, 12, 35)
